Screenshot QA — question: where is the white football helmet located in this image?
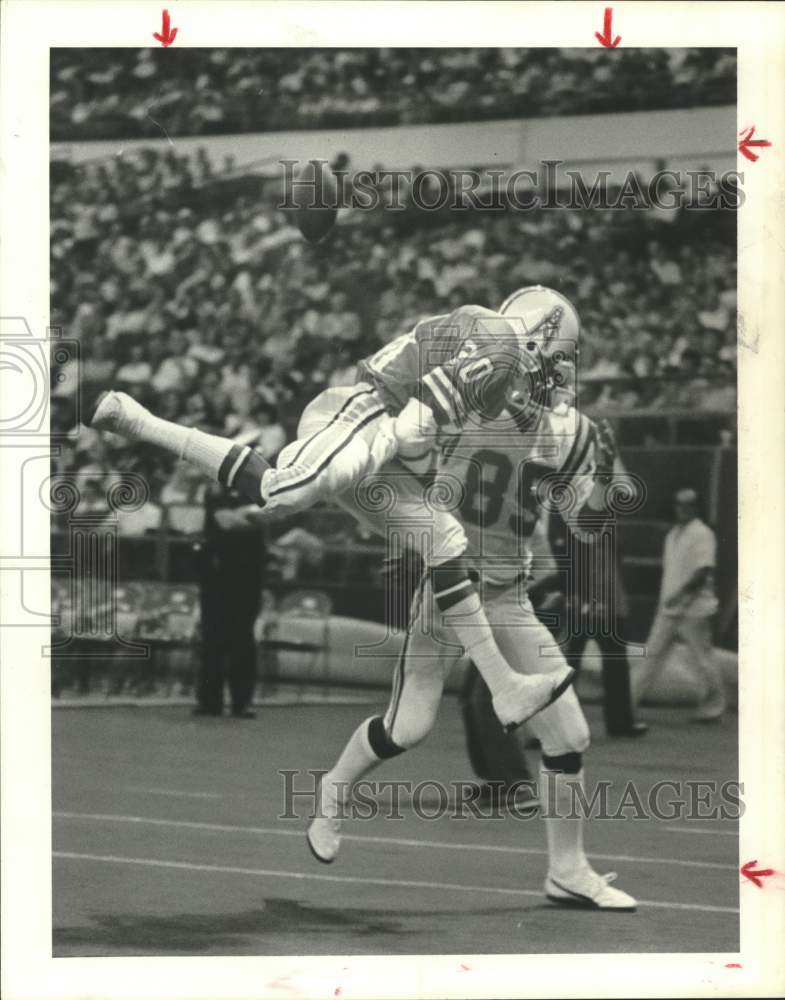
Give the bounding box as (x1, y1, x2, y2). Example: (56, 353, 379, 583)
(498, 285, 581, 414)
(498, 285, 581, 360)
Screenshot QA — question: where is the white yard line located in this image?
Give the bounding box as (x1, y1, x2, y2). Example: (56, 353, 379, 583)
(121, 787, 224, 800)
(52, 692, 379, 709)
(52, 851, 739, 915)
(54, 811, 735, 871)
(664, 827, 738, 837)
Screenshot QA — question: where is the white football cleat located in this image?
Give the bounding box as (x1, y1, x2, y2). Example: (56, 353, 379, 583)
(90, 390, 148, 440)
(545, 866, 637, 911)
(306, 781, 343, 864)
(492, 666, 575, 732)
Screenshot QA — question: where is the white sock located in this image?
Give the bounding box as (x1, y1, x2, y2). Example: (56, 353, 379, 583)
(132, 407, 235, 482)
(324, 716, 383, 804)
(540, 766, 588, 879)
(444, 592, 516, 696)
(181, 427, 237, 481)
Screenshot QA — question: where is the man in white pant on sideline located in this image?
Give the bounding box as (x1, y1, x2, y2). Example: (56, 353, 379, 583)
(635, 488, 726, 722)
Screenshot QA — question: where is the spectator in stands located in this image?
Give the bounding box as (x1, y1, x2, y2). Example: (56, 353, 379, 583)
(116, 485, 163, 536)
(50, 140, 736, 500)
(51, 48, 736, 140)
(115, 342, 153, 389)
(321, 290, 362, 344)
(225, 400, 286, 460)
(161, 460, 205, 509)
(698, 360, 736, 412)
(634, 488, 725, 723)
(80, 334, 116, 389)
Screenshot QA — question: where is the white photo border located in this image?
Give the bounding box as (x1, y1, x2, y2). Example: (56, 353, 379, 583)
(1, 1, 784, 997)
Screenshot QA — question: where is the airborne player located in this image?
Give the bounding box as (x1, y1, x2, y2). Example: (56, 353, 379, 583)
(306, 286, 638, 911)
(90, 294, 575, 731)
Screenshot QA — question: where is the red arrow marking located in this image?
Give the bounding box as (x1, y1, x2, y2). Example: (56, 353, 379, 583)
(268, 976, 297, 994)
(738, 126, 771, 162)
(153, 9, 178, 47)
(740, 859, 775, 888)
(595, 8, 621, 48)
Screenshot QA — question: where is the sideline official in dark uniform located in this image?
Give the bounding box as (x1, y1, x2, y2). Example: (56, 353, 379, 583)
(194, 435, 269, 719)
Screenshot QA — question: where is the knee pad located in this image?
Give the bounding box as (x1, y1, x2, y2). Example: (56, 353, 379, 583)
(367, 716, 407, 759)
(542, 751, 583, 774)
(529, 687, 591, 758)
(219, 444, 270, 504)
(383, 708, 436, 752)
(429, 555, 477, 612)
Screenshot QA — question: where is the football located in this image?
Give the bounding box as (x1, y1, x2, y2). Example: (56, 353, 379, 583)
(289, 158, 339, 243)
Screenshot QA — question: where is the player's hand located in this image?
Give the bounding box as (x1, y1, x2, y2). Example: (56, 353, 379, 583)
(594, 418, 617, 479)
(539, 589, 564, 612)
(214, 506, 263, 531)
(379, 550, 425, 588)
(379, 555, 403, 586)
(236, 504, 269, 525)
(213, 509, 243, 531)
(393, 398, 437, 452)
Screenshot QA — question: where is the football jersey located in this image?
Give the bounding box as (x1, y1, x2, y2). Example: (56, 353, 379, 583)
(438, 405, 598, 584)
(356, 305, 528, 431)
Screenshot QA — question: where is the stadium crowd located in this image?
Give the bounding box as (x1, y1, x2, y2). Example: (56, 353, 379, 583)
(50, 144, 737, 501)
(51, 47, 736, 140)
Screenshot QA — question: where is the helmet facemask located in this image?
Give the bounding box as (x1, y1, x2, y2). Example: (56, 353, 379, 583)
(499, 290, 581, 420)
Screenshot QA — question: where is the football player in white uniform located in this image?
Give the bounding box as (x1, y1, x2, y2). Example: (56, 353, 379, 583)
(89, 296, 574, 730)
(306, 286, 637, 911)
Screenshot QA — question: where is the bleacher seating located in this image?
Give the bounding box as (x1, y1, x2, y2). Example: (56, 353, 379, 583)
(51, 48, 736, 140)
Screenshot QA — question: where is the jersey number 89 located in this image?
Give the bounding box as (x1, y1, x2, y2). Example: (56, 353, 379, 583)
(459, 449, 553, 539)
